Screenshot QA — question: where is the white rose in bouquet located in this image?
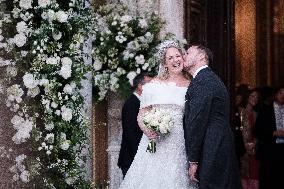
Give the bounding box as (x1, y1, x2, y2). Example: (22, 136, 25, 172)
(141, 108, 174, 153)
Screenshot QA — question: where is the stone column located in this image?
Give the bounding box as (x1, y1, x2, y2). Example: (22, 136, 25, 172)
(107, 92, 124, 189)
(158, 0, 185, 40)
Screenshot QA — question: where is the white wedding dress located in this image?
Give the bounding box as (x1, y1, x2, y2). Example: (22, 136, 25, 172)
(119, 81, 198, 189)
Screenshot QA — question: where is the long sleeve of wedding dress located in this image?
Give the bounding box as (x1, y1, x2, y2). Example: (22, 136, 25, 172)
(118, 81, 198, 189)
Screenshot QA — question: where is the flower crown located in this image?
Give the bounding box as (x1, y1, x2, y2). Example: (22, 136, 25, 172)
(156, 40, 181, 62)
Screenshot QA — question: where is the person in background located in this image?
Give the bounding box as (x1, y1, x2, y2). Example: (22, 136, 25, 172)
(255, 86, 284, 189)
(232, 84, 249, 168)
(118, 73, 152, 178)
(239, 89, 259, 189)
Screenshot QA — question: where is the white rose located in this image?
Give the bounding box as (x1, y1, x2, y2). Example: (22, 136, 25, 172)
(61, 106, 72, 121)
(63, 84, 73, 94)
(93, 59, 102, 71)
(23, 73, 39, 88)
(19, 0, 32, 9)
(47, 9, 56, 21)
(159, 123, 168, 134)
(38, 0, 51, 8)
(52, 31, 62, 41)
(14, 33, 27, 47)
(23, 73, 39, 89)
(51, 102, 58, 108)
(56, 11, 68, 23)
(126, 71, 137, 86)
(59, 57, 72, 79)
(16, 21, 28, 33)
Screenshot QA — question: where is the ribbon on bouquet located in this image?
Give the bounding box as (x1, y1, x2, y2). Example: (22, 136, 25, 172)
(146, 139, 156, 153)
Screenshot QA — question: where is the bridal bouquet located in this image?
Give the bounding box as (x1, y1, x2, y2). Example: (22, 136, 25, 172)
(142, 107, 174, 153)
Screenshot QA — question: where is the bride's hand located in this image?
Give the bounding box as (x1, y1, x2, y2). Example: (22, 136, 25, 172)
(144, 129, 157, 139)
(137, 106, 157, 139)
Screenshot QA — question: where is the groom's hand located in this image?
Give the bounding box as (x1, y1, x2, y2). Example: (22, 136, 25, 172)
(188, 163, 198, 182)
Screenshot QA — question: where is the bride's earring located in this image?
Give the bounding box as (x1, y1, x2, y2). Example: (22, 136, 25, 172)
(163, 67, 169, 79)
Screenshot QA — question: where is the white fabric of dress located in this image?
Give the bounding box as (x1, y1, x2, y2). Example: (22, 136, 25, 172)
(119, 81, 198, 189)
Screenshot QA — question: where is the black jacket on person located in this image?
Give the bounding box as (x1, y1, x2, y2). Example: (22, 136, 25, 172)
(118, 94, 143, 173)
(255, 104, 284, 189)
(183, 67, 242, 189)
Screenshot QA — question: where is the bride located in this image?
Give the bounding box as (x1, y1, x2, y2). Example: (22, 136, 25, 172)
(119, 40, 198, 189)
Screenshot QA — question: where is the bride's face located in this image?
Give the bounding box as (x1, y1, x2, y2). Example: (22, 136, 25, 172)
(165, 47, 184, 75)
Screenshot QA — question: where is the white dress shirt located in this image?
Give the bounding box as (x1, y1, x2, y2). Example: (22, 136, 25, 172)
(133, 92, 140, 100)
(274, 102, 284, 143)
(192, 65, 208, 78)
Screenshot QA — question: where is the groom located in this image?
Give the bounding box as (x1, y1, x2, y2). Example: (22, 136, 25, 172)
(183, 45, 241, 189)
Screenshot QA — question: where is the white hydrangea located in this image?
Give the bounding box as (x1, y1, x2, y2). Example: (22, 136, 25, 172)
(23, 73, 39, 89)
(16, 21, 28, 34)
(56, 11, 68, 23)
(127, 71, 137, 86)
(14, 33, 27, 47)
(59, 57, 72, 79)
(61, 105, 72, 122)
(19, 0, 32, 10)
(38, 0, 51, 8)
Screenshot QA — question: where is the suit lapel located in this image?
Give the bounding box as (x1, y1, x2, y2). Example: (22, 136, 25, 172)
(186, 67, 210, 96)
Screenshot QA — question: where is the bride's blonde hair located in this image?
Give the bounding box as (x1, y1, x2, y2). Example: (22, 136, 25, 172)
(156, 40, 190, 80)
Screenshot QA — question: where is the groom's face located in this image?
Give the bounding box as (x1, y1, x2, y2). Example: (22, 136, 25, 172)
(184, 46, 200, 69)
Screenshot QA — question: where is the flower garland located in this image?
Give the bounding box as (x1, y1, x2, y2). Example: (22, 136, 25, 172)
(0, 0, 91, 188)
(92, 3, 165, 102)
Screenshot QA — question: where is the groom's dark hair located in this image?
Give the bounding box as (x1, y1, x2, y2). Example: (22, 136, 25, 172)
(195, 45, 214, 64)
